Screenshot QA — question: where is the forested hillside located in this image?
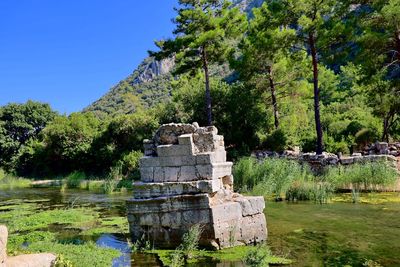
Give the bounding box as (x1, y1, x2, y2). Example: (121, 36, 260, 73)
(84, 0, 264, 118)
(1, 0, 399, 178)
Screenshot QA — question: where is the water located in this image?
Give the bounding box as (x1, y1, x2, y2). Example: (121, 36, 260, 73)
(1, 188, 400, 266)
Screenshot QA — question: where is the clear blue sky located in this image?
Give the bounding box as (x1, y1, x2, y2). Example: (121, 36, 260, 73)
(0, 0, 178, 114)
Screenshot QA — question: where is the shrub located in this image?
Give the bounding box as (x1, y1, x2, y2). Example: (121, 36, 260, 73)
(355, 128, 378, 148)
(244, 244, 272, 267)
(120, 150, 142, 179)
(64, 171, 87, 189)
(262, 129, 287, 152)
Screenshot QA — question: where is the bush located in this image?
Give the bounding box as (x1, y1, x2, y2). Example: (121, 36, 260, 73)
(64, 171, 87, 189)
(244, 244, 272, 267)
(120, 150, 143, 179)
(355, 128, 379, 148)
(262, 129, 287, 152)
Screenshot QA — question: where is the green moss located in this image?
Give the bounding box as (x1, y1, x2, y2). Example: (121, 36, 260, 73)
(0, 200, 128, 267)
(28, 241, 120, 267)
(332, 192, 400, 204)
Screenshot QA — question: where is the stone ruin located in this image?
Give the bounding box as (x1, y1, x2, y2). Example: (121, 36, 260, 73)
(253, 141, 400, 175)
(127, 123, 267, 249)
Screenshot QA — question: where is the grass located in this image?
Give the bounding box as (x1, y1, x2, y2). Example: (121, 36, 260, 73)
(234, 157, 399, 202)
(60, 171, 132, 194)
(0, 169, 31, 189)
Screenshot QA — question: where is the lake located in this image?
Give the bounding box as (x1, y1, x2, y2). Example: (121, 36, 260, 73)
(1, 188, 399, 266)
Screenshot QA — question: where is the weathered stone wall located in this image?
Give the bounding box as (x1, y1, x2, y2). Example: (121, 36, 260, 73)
(253, 142, 400, 174)
(127, 123, 267, 249)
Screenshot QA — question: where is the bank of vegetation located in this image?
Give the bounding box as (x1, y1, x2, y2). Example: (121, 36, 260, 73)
(234, 158, 399, 203)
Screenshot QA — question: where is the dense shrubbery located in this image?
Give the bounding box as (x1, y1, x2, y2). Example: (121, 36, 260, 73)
(0, 101, 158, 179)
(233, 158, 398, 203)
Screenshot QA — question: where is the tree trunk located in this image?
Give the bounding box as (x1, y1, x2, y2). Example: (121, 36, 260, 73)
(395, 31, 400, 63)
(268, 67, 280, 129)
(309, 31, 324, 155)
(382, 115, 389, 143)
(202, 47, 212, 126)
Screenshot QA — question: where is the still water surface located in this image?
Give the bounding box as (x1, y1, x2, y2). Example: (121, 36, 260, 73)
(1, 188, 399, 266)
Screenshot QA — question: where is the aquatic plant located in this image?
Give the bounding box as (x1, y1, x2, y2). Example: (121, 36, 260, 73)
(324, 160, 398, 191)
(244, 244, 272, 267)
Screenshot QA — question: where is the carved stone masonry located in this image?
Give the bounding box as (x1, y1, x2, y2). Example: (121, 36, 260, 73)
(127, 123, 267, 249)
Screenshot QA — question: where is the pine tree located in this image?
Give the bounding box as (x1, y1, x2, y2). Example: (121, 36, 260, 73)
(232, 2, 303, 130)
(150, 0, 246, 126)
(355, 0, 400, 141)
(268, 0, 342, 154)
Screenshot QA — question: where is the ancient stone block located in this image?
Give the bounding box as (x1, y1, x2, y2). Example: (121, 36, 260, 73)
(140, 167, 154, 182)
(159, 155, 196, 167)
(127, 194, 211, 214)
(238, 213, 267, 244)
(164, 167, 180, 182)
(196, 150, 227, 165)
(153, 167, 164, 182)
(234, 196, 265, 217)
(195, 162, 232, 180)
(211, 202, 242, 224)
(140, 156, 160, 167)
(157, 144, 194, 157)
(178, 134, 193, 145)
(179, 165, 197, 181)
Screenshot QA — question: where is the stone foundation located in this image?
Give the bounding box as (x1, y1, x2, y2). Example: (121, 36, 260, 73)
(127, 123, 267, 249)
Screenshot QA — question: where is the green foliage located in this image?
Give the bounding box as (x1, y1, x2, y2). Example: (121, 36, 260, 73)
(233, 157, 311, 200)
(0, 175, 31, 189)
(263, 129, 288, 152)
(234, 157, 397, 202)
(64, 171, 87, 189)
(324, 161, 398, 191)
(0, 101, 57, 171)
(244, 244, 272, 267)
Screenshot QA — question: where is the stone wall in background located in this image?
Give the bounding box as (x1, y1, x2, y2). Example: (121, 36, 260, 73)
(253, 141, 400, 174)
(127, 123, 267, 249)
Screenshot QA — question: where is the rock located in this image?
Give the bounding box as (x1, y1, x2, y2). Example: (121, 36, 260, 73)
(0, 225, 7, 266)
(153, 123, 197, 146)
(0, 225, 56, 267)
(6, 254, 56, 267)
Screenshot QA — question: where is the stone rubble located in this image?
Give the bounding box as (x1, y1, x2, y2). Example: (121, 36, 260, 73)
(127, 123, 267, 249)
(0, 225, 56, 267)
(253, 141, 400, 174)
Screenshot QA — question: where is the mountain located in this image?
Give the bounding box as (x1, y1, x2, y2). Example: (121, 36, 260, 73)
(84, 0, 265, 117)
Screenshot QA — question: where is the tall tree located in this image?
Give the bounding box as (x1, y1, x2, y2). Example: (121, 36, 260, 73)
(354, 0, 400, 141)
(232, 3, 302, 130)
(0, 101, 56, 171)
(150, 0, 246, 126)
(269, 0, 342, 154)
